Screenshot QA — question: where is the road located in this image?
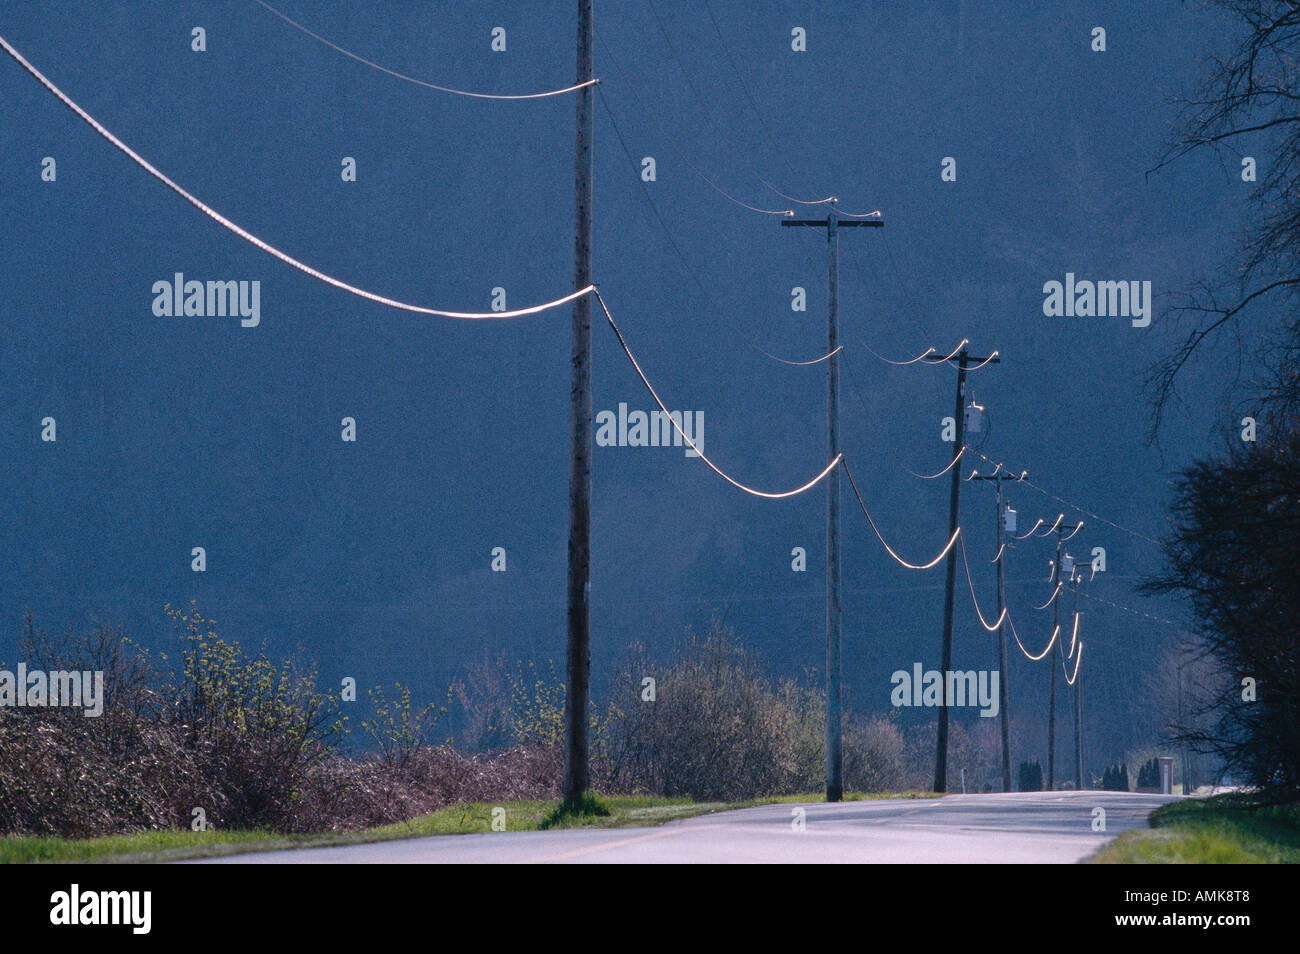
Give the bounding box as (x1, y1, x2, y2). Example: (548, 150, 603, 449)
(190, 790, 1177, 864)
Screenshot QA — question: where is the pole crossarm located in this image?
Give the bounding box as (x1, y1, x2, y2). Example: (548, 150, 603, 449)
(781, 219, 884, 227)
(924, 354, 999, 365)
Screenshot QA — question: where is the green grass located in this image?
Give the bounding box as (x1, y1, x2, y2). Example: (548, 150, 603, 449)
(0, 789, 939, 864)
(1090, 794, 1300, 864)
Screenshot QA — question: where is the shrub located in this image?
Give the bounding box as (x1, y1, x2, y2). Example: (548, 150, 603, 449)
(1137, 757, 1161, 790)
(1018, 759, 1044, 792)
(602, 621, 801, 800)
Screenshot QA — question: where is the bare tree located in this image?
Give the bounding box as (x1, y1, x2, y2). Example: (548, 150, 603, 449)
(1150, 0, 1300, 427)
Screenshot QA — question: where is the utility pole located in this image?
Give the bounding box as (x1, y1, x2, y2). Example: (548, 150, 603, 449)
(1078, 651, 1087, 791)
(971, 471, 1022, 793)
(1046, 521, 1083, 791)
(926, 347, 998, 793)
(1071, 565, 1083, 790)
(1177, 646, 1193, 795)
(563, 0, 594, 807)
(781, 202, 881, 802)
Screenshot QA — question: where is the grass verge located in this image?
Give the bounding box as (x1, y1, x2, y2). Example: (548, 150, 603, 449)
(1090, 793, 1300, 863)
(0, 789, 939, 864)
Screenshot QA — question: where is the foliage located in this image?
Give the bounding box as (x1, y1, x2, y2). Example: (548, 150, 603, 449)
(1101, 763, 1130, 792)
(361, 682, 449, 768)
(1143, 426, 1300, 802)
(1137, 757, 1162, 790)
(601, 619, 913, 800)
(1092, 793, 1300, 864)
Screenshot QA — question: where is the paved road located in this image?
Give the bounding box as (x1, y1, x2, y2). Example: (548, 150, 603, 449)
(191, 790, 1177, 864)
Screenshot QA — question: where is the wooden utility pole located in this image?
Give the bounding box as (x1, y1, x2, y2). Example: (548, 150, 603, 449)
(781, 203, 881, 802)
(927, 348, 998, 793)
(1071, 566, 1084, 789)
(1046, 521, 1083, 791)
(563, 0, 594, 807)
(971, 471, 1022, 793)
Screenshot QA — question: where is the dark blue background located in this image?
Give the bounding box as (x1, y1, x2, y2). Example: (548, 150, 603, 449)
(0, 1, 1265, 766)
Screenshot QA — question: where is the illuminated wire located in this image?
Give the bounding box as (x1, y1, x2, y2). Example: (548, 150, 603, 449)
(1008, 617, 1061, 661)
(1033, 582, 1063, 610)
(863, 344, 938, 366)
(920, 339, 974, 366)
(1062, 640, 1084, 685)
(842, 460, 961, 570)
(836, 207, 884, 218)
(596, 87, 837, 365)
(597, 28, 793, 216)
(1013, 518, 1046, 540)
(841, 234, 978, 380)
(864, 336, 974, 368)
(700, 2, 885, 218)
(907, 446, 965, 480)
(1060, 521, 1085, 542)
(594, 290, 841, 499)
(991, 543, 1007, 565)
(935, 339, 971, 362)
(1064, 610, 1081, 659)
(790, 226, 942, 371)
(946, 350, 1000, 371)
(1038, 514, 1065, 537)
(253, 0, 596, 100)
(957, 536, 1008, 632)
(0, 33, 591, 321)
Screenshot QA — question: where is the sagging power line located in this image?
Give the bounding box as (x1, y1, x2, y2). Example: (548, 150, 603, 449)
(253, 0, 599, 100)
(595, 84, 840, 366)
(0, 33, 592, 321)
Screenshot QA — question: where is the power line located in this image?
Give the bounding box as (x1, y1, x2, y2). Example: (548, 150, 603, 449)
(700, 0, 831, 205)
(698, 1, 883, 224)
(858, 336, 971, 368)
(0, 32, 590, 321)
(643, 0, 834, 209)
(1008, 617, 1062, 662)
(841, 459, 960, 570)
(1075, 588, 1181, 628)
(957, 535, 1008, 632)
(253, 0, 598, 100)
(1013, 517, 1047, 540)
(1062, 640, 1084, 686)
(944, 352, 1000, 372)
(796, 224, 959, 369)
(595, 28, 793, 217)
(594, 289, 841, 499)
(955, 516, 1108, 665)
(907, 445, 966, 481)
(1039, 513, 1066, 537)
(1033, 582, 1064, 610)
(970, 448, 1164, 547)
(595, 85, 838, 366)
(861, 344, 941, 366)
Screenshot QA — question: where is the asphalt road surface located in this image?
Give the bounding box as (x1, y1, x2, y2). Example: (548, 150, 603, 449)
(192, 790, 1177, 864)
